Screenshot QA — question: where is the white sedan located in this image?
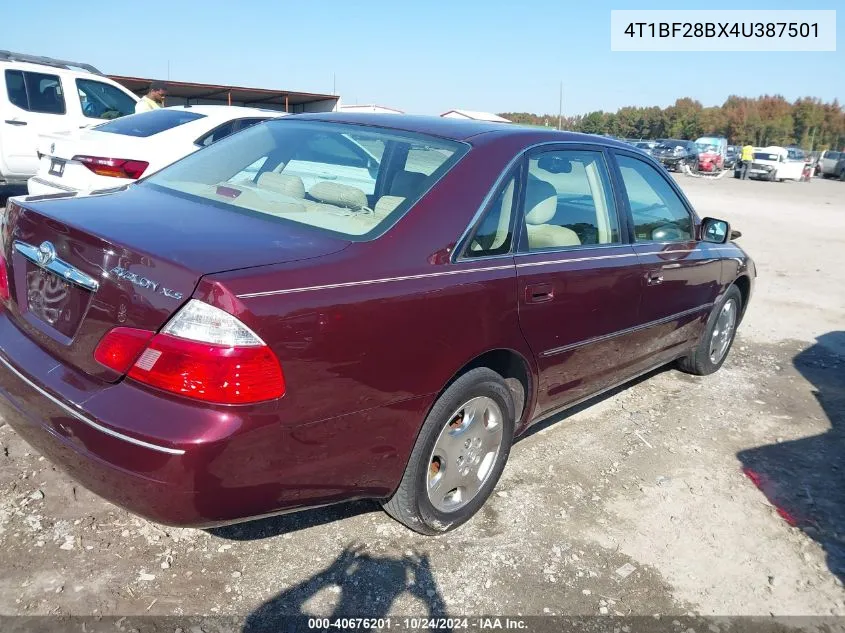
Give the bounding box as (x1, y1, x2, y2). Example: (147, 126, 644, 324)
(27, 105, 285, 196)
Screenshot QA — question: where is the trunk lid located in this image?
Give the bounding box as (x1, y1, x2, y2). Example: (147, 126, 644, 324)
(36, 128, 149, 190)
(2, 185, 350, 381)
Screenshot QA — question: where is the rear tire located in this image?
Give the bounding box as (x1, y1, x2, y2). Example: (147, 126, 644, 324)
(382, 368, 515, 535)
(677, 285, 742, 376)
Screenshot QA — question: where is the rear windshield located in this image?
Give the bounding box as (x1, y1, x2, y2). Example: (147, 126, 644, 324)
(754, 152, 780, 161)
(95, 109, 206, 137)
(145, 120, 467, 240)
(826, 151, 840, 160)
(658, 141, 685, 149)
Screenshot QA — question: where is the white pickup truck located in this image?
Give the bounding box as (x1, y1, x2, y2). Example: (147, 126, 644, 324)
(738, 146, 806, 182)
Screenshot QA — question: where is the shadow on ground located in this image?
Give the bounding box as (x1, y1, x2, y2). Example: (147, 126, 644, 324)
(243, 544, 451, 632)
(738, 331, 845, 583)
(208, 501, 377, 541)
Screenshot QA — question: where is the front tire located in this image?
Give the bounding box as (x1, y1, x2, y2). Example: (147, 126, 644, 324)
(677, 285, 742, 376)
(382, 368, 515, 535)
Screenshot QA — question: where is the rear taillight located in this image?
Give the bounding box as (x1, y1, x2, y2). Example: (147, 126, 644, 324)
(93, 300, 285, 404)
(0, 255, 10, 303)
(73, 155, 149, 180)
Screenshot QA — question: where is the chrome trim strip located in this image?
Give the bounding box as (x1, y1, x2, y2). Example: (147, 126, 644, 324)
(516, 252, 636, 268)
(237, 264, 515, 299)
(0, 353, 185, 456)
(28, 177, 78, 193)
(14, 240, 100, 291)
(540, 303, 712, 358)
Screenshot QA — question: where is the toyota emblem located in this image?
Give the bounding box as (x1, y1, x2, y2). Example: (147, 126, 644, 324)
(37, 241, 56, 266)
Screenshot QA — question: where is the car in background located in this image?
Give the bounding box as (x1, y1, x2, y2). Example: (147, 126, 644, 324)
(734, 146, 805, 182)
(725, 146, 738, 169)
(652, 139, 698, 171)
(28, 106, 286, 196)
(0, 50, 139, 186)
(634, 141, 658, 156)
(0, 113, 754, 535)
(694, 136, 727, 173)
(818, 150, 842, 178)
(834, 155, 845, 181)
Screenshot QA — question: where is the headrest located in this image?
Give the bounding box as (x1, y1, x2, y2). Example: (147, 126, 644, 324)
(389, 171, 427, 198)
(524, 176, 557, 225)
(309, 182, 368, 210)
(374, 195, 405, 216)
(257, 172, 305, 198)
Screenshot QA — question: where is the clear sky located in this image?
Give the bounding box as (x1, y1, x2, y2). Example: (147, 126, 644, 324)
(4, 0, 842, 115)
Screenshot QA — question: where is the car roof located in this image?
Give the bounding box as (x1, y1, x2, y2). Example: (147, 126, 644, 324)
(162, 105, 286, 120)
(286, 112, 633, 148)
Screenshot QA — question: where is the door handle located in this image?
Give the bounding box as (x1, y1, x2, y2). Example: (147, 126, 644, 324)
(526, 283, 554, 303)
(646, 271, 664, 286)
(4, 120, 27, 126)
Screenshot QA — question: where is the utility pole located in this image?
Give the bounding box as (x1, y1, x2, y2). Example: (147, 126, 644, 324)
(558, 81, 563, 131)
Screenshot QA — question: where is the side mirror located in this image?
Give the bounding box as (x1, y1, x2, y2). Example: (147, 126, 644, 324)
(730, 229, 742, 240)
(701, 217, 730, 244)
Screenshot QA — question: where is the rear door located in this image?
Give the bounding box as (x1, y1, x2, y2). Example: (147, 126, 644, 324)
(1, 69, 69, 177)
(611, 149, 722, 362)
(514, 145, 644, 415)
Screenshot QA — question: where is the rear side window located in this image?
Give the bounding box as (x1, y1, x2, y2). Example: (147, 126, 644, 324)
(464, 174, 518, 258)
(76, 79, 136, 120)
(95, 109, 206, 137)
(4, 70, 65, 114)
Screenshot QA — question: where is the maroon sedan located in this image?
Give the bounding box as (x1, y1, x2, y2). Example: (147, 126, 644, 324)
(0, 114, 755, 534)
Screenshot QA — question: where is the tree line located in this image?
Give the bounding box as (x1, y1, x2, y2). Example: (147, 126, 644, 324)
(500, 95, 845, 150)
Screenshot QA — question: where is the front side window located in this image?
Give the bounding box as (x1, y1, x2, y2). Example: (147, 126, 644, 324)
(520, 150, 620, 251)
(76, 79, 136, 119)
(94, 109, 206, 137)
(146, 120, 467, 240)
(616, 154, 692, 242)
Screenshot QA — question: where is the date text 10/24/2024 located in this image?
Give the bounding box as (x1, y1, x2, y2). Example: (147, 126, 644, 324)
(308, 617, 528, 630)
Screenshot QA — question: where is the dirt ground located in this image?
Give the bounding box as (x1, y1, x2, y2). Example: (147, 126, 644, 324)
(0, 175, 844, 628)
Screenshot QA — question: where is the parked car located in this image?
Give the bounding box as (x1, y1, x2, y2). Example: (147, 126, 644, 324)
(694, 136, 727, 173)
(652, 139, 698, 171)
(725, 145, 738, 169)
(0, 114, 755, 535)
(834, 155, 845, 181)
(733, 146, 805, 182)
(634, 141, 658, 156)
(28, 106, 286, 196)
(0, 50, 139, 186)
(818, 150, 842, 177)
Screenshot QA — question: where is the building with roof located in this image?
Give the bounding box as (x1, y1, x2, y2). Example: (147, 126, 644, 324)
(340, 104, 404, 114)
(440, 109, 511, 123)
(109, 76, 339, 113)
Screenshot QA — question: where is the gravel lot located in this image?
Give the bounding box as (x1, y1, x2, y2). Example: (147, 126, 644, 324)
(0, 175, 843, 627)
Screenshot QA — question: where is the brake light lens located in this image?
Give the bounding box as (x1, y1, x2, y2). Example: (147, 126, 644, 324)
(93, 300, 284, 405)
(73, 155, 149, 179)
(94, 327, 156, 373)
(0, 255, 10, 303)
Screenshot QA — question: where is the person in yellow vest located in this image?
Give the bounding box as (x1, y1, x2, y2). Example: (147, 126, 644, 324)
(134, 82, 168, 114)
(740, 143, 754, 180)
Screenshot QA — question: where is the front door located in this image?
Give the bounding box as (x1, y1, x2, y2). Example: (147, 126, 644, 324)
(612, 150, 723, 362)
(514, 146, 644, 416)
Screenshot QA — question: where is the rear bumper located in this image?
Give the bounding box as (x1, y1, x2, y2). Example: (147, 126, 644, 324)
(27, 176, 79, 196)
(0, 313, 427, 527)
